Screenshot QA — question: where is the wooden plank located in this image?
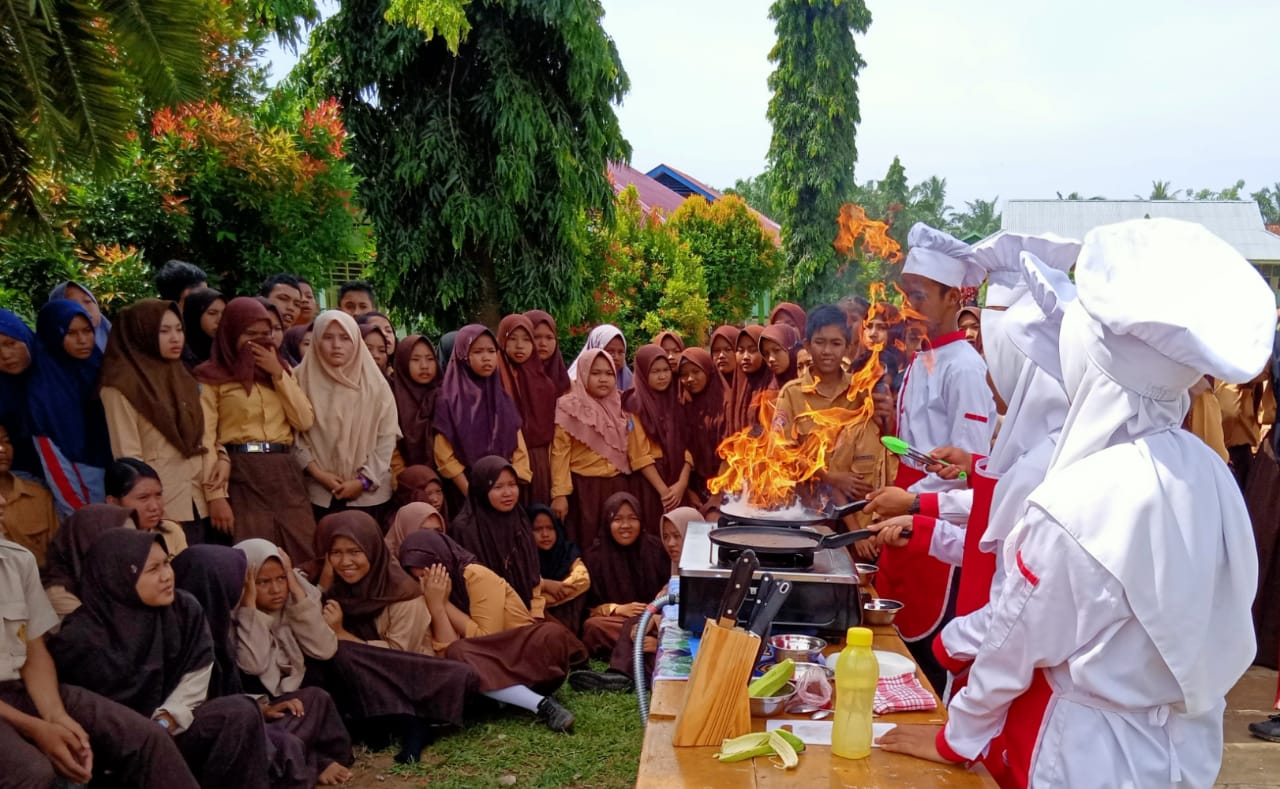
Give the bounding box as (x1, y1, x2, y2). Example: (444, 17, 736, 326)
(637, 719, 758, 789)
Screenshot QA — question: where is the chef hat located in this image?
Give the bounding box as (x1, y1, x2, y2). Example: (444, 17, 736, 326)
(1006, 251, 1078, 385)
(1075, 218, 1274, 385)
(902, 223, 986, 289)
(971, 231, 1082, 308)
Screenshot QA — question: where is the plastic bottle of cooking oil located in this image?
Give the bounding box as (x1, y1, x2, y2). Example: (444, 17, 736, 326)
(832, 626, 878, 759)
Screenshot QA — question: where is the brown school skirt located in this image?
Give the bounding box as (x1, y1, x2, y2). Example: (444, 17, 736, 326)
(444, 621, 588, 693)
(566, 472, 630, 549)
(523, 443, 554, 508)
(1248, 436, 1280, 668)
(229, 452, 317, 564)
(545, 595, 588, 636)
(631, 462, 684, 538)
(310, 641, 477, 726)
(582, 614, 657, 671)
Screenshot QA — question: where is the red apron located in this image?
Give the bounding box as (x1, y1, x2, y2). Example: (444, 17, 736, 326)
(954, 461, 997, 617)
(876, 463, 955, 641)
(983, 668, 1056, 789)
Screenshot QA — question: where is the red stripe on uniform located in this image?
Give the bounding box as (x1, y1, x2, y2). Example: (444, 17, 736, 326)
(36, 437, 86, 510)
(964, 412, 989, 423)
(1016, 550, 1039, 586)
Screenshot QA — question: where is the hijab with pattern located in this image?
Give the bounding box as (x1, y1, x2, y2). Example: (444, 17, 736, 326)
(497, 314, 559, 447)
(554, 348, 631, 474)
(318, 511, 422, 642)
(447, 456, 541, 606)
(194, 297, 277, 393)
(28, 298, 111, 466)
(677, 347, 728, 481)
(523, 310, 571, 395)
(622, 344, 687, 480)
(397, 530, 479, 613)
(583, 492, 669, 607)
(433, 324, 523, 468)
(173, 545, 249, 697)
(391, 335, 441, 467)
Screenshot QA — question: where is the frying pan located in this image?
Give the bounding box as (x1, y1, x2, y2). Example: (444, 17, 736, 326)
(709, 525, 878, 568)
(717, 499, 869, 530)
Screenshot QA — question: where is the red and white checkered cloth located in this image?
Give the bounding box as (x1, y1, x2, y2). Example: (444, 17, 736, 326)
(874, 672, 938, 714)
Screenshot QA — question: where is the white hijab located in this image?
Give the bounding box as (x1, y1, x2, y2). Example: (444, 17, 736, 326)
(235, 538, 326, 696)
(567, 324, 633, 389)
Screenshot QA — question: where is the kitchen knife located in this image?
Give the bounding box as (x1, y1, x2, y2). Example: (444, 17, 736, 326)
(748, 579, 792, 641)
(750, 572, 775, 626)
(716, 549, 759, 629)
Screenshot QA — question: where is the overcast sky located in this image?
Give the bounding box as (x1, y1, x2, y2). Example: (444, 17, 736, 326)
(265, 0, 1280, 206)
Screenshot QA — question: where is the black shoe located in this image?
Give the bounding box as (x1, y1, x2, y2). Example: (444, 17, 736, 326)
(394, 717, 433, 763)
(536, 696, 575, 733)
(568, 670, 633, 693)
(1249, 713, 1280, 743)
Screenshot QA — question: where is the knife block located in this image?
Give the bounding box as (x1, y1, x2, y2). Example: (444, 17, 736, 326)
(672, 619, 756, 747)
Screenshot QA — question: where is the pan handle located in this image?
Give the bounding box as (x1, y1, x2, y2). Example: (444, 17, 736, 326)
(817, 529, 876, 550)
(828, 499, 869, 519)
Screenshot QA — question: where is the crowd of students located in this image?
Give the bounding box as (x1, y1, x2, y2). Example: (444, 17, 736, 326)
(2, 216, 1278, 787)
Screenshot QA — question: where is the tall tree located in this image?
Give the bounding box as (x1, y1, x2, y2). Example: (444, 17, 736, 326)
(1253, 183, 1280, 225)
(1141, 180, 1179, 200)
(766, 0, 871, 303)
(954, 197, 1001, 238)
(724, 170, 777, 219)
(297, 0, 630, 327)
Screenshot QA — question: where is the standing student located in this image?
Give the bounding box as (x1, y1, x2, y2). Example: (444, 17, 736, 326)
(181, 288, 225, 370)
(280, 325, 312, 367)
(295, 278, 318, 326)
(391, 335, 441, 469)
(652, 331, 685, 368)
(724, 325, 775, 437)
(498, 314, 559, 505)
(708, 325, 738, 385)
(256, 298, 289, 356)
(759, 323, 802, 389)
(155, 260, 209, 310)
(104, 459, 190, 556)
(101, 299, 214, 544)
(523, 310, 571, 396)
(29, 299, 112, 515)
(260, 274, 303, 329)
(956, 306, 982, 353)
(0, 423, 57, 566)
(624, 344, 693, 530)
(295, 311, 399, 523)
(42, 502, 139, 617)
(550, 348, 632, 548)
(569, 325, 632, 390)
(768, 301, 806, 330)
(196, 297, 317, 560)
(528, 504, 590, 632)
(0, 309, 42, 479)
(677, 347, 728, 509)
(337, 282, 376, 317)
(357, 313, 397, 359)
(48, 282, 111, 352)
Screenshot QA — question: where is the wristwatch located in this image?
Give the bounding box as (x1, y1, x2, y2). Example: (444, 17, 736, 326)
(906, 495, 920, 515)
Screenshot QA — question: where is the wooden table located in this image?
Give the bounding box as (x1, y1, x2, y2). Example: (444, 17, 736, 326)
(636, 624, 996, 788)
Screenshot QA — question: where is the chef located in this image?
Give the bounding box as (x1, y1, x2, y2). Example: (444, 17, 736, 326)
(878, 218, 1272, 789)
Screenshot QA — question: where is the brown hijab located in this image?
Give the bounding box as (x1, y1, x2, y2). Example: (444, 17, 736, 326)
(391, 335, 440, 467)
(709, 324, 740, 386)
(622, 344, 687, 480)
(394, 465, 450, 523)
(725, 325, 775, 436)
(497, 314, 559, 448)
(318, 511, 422, 642)
(554, 348, 631, 474)
(448, 456, 541, 606)
(678, 347, 727, 480)
(100, 299, 205, 457)
(759, 323, 803, 389)
(583, 492, 669, 607)
(769, 302, 807, 330)
(194, 297, 276, 392)
(523, 310, 571, 395)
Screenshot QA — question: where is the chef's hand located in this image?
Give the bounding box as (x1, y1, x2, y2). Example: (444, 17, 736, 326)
(869, 515, 914, 549)
(876, 724, 950, 764)
(925, 446, 973, 480)
(864, 486, 913, 517)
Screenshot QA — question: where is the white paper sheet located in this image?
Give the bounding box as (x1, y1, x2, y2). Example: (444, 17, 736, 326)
(766, 720, 897, 747)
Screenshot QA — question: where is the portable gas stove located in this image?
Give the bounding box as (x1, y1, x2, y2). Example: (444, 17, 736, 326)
(678, 521, 861, 640)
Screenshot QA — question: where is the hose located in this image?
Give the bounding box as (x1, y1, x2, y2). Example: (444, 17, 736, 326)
(636, 590, 675, 726)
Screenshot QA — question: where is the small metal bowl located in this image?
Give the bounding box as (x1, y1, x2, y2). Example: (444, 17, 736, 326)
(855, 563, 879, 586)
(769, 634, 828, 663)
(749, 681, 796, 717)
(863, 598, 904, 626)
(790, 661, 834, 682)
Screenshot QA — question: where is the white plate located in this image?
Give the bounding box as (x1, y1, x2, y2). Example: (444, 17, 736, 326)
(872, 650, 916, 678)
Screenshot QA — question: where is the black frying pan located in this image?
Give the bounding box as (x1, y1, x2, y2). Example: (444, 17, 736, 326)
(717, 499, 869, 529)
(709, 525, 877, 568)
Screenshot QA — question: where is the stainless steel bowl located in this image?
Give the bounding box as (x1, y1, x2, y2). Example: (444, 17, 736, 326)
(855, 562, 879, 586)
(748, 681, 796, 717)
(863, 598, 904, 626)
(769, 633, 827, 663)
(790, 661, 834, 682)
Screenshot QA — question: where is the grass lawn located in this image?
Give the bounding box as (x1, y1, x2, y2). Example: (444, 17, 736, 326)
(345, 663, 644, 788)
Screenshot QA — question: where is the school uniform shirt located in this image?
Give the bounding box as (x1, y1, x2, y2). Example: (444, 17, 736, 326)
(103, 386, 214, 521)
(434, 432, 532, 485)
(200, 375, 315, 500)
(233, 572, 337, 697)
(0, 476, 58, 567)
(550, 425, 624, 499)
(371, 598, 437, 656)
(1185, 388, 1230, 462)
(0, 538, 58, 682)
(546, 558, 590, 607)
(427, 564, 536, 654)
(1215, 377, 1263, 449)
(626, 419, 693, 474)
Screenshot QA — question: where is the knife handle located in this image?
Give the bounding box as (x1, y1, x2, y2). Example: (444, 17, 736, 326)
(717, 549, 759, 627)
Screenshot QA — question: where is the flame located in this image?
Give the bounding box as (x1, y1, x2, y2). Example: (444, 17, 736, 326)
(833, 204, 902, 263)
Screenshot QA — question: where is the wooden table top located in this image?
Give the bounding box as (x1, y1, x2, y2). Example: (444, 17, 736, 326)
(636, 624, 996, 788)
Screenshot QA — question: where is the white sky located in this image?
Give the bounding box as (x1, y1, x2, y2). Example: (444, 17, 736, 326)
(264, 0, 1280, 206)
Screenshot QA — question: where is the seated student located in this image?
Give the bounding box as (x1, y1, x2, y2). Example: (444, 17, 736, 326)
(391, 336, 442, 470)
(42, 503, 139, 617)
(105, 458, 190, 555)
(398, 530, 582, 732)
(313, 512, 477, 764)
(0, 422, 57, 566)
(175, 545, 353, 788)
(337, 282, 376, 317)
(384, 502, 447, 557)
(181, 288, 226, 370)
(260, 274, 303, 329)
(391, 465, 450, 524)
(529, 504, 590, 633)
(0, 499, 199, 789)
(676, 348, 728, 509)
(48, 528, 270, 788)
(1, 309, 42, 481)
(155, 259, 209, 310)
(624, 344, 694, 531)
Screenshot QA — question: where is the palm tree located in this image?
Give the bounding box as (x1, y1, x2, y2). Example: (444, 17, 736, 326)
(1140, 180, 1179, 200)
(956, 197, 1001, 237)
(1, 0, 212, 225)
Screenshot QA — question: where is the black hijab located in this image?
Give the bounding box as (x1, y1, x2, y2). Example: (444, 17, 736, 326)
(42, 503, 137, 595)
(448, 456, 540, 606)
(398, 530, 478, 613)
(583, 492, 669, 607)
(527, 504, 580, 582)
(173, 546, 249, 697)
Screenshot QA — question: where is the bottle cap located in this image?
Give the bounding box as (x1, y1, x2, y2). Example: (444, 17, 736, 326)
(846, 626, 873, 647)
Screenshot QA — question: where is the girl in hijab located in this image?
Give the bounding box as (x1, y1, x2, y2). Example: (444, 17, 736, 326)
(48, 528, 271, 788)
(29, 298, 111, 515)
(295, 310, 400, 523)
(384, 501, 446, 557)
(550, 348, 632, 548)
(391, 335, 441, 469)
(105, 458, 190, 556)
(523, 310, 571, 395)
(256, 297, 289, 359)
(358, 323, 391, 378)
(569, 324, 632, 390)
(356, 312, 397, 360)
(624, 344, 693, 531)
(49, 281, 111, 352)
(101, 299, 214, 544)
(312, 511, 477, 764)
(449, 456, 544, 616)
(432, 325, 531, 503)
(42, 502, 139, 617)
(176, 545, 354, 788)
(280, 324, 312, 368)
(0, 309, 40, 478)
(498, 314, 559, 505)
(724, 325, 776, 437)
(652, 330, 685, 369)
(708, 325, 739, 385)
(399, 531, 583, 732)
(437, 331, 458, 372)
(768, 301, 807, 331)
(759, 323, 802, 389)
(677, 347, 728, 508)
(181, 288, 225, 370)
(196, 297, 317, 560)
(528, 504, 590, 633)
(391, 465, 450, 524)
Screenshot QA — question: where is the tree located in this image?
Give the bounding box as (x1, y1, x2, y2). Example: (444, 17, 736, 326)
(1141, 180, 1179, 200)
(1253, 184, 1280, 226)
(953, 197, 1001, 238)
(297, 0, 631, 328)
(723, 170, 778, 219)
(1056, 191, 1104, 200)
(766, 0, 871, 303)
(668, 195, 783, 327)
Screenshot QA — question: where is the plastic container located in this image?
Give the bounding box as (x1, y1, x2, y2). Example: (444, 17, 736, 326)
(831, 626, 879, 760)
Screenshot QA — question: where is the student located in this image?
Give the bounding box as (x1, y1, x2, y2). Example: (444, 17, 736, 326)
(104, 459, 190, 556)
(759, 323, 802, 389)
(956, 306, 982, 353)
(432, 325, 531, 500)
(676, 348, 728, 508)
(392, 465, 450, 524)
(181, 288, 225, 370)
(724, 325, 775, 437)
(708, 324, 738, 385)
(498, 314, 559, 505)
(449, 456, 544, 616)
(175, 545, 354, 789)
(42, 502, 139, 617)
(356, 312, 397, 358)
(384, 502, 446, 557)
(48, 528, 271, 789)
(295, 311, 399, 523)
(768, 301, 806, 330)
(0, 423, 57, 566)
(29, 298, 112, 515)
(196, 297, 317, 560)
(398, 530, 582, 732)
(337, 282, 376, 317)
(523, 310, 571, 396)
(0, 309, 41, 480)
(569, 324, 632, 390)
(391, 335, 441, 468)
(528, 504, 590, 632)
(0, 503, 199, 789)
(101, 299, 214, 543)
(660, 506, 698, 573)
(550, 348, 632, 548)
(280, 325, 312, 367)
(313, 512, 477, 764)
(358, 325, 390, 377)
(155, 260, 209, 309)
(295, 278, 318, 326)
(256, 298, 289, 356)
(260, 274, 304, 329)
(838, 294, 870, 368)
(859, 300, 906, 391)
(652, 330, 685, 369)
(624, 344, 693, 530)
(880, 219, 1274, 789)
(49, 282, 111, 352)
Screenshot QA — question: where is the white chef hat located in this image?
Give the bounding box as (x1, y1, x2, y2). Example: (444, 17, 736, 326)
(1006, 251, 1077, 386)
(1074, 218, 1274, 385)
(971, 231, 1081, 308)
(902, 222, 986, 288)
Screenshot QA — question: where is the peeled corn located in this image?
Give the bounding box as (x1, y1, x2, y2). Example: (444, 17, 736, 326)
(714, 730, 805, 766)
